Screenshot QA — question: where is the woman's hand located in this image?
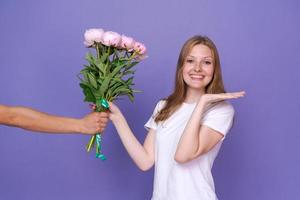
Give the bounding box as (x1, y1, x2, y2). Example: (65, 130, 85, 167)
(199, 91, 246, 106)
(108, 102, 123, 123)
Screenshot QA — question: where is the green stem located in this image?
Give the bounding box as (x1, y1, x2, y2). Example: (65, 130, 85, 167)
(130, 52, 137, 60)
(120, 52, 137, 62)
(108, 45, 111, 56)
(86, 135, 95, 152)
(104, 46, 111, 76)
(96, 44, 100, 59)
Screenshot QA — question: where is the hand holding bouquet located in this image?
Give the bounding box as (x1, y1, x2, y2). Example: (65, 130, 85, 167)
(79, 28, 147, 160)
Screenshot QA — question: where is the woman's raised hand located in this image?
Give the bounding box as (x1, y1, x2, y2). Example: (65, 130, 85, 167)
(199, 91, 246, 106)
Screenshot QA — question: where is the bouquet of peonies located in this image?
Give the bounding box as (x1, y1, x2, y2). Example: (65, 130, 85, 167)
(79, 28, 147, 160)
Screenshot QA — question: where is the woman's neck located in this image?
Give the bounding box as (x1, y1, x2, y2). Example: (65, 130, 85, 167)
(184, 88, 205, 103)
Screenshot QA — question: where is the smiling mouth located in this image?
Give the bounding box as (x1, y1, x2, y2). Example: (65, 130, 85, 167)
(190, 75, 205, 80)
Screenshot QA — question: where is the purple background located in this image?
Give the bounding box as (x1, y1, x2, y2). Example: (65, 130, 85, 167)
(0, 0, 299, 199)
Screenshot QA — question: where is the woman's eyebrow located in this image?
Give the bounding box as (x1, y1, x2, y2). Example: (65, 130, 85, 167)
(187, 55, 213, 59)
(186, 55, 195, 59)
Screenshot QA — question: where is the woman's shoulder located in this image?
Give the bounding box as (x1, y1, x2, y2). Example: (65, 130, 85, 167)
(154, 99, 167, 111)
(157, 99, 167, 106)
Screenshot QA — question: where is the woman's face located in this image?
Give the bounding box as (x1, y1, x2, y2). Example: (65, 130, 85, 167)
(182, 44, 214, 92)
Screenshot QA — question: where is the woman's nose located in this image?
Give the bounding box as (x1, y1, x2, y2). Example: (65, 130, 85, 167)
(194, 62, 203, 72)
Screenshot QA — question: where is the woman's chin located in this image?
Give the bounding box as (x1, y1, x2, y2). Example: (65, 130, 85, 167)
(187, 84, 206, 91)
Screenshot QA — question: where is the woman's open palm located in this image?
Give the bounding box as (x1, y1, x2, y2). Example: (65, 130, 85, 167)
(200, 91, 246, 105)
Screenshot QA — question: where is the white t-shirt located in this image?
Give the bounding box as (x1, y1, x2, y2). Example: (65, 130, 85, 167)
(144, 100, 235, 200)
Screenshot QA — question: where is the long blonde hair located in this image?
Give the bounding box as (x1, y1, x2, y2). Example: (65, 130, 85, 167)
(154, 35, 226, 122)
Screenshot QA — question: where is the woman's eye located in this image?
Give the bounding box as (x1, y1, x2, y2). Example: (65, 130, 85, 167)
(205, 61, 212, 65)
(186, 59, 194, 63)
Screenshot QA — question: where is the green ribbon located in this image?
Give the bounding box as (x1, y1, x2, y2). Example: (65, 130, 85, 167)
(86, 98, 109, 161)
(95, 134, 106, 160)
(100, 98, 109, 108)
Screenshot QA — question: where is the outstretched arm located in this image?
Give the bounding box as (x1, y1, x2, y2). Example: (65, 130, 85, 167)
(0, 105, 109, 134)
(109, 102, 155, 171)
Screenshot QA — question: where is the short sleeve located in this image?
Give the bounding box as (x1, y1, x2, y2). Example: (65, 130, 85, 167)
(201, 102, 235, 140)
(144, 100, 165, 131)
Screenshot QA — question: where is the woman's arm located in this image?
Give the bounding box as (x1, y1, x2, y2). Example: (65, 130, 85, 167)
(174, 101, 224, 163)
(175, 91, 245, 163)
(109, 102, 155, 171)
(0, 105, 109, 134)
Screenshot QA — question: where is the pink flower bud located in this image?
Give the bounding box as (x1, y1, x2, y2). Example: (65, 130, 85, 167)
(101, 31, 121, 47)
(84, 28, 104, 47)
(120, 35, 135, 51)
(134, 42, 147, 55)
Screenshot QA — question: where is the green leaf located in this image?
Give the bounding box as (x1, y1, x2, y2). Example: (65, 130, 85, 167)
(100, 54, 107, 63)
(132, 89, 142, 93)
(117, 89, 135, 102)
(95, 60, 105, 75)
(125, 77, 134, 85)
(87, 73, 98, 89)
(112, 86, 131, 96)
(122, 70, 135, 76)
(80, 70, 89, 82)
(109, 81, 123, 93)
(123, 61, 138, 71)
(106, 89, 111, 100)
(79, 83, 96, 103)
(85, 52, 95, 65)
(98, 75, 112, 97)
(97, 77, 105, 85)
(128, 61, 139, 67)
(111, 62, 128, 78)
(126, 93, 135, 102)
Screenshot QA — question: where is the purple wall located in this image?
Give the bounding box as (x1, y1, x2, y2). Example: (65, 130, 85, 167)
(1, 0, 299, 199)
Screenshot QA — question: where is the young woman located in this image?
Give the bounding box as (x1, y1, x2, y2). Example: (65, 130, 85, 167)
(108, 35, 245, 200)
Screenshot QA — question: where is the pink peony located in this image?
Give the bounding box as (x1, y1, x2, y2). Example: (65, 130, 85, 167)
(101, 31, 121, 47)
(84, 28, 104, 47)
(134, 42, 147, 55)
(120, 35, 135, 51)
